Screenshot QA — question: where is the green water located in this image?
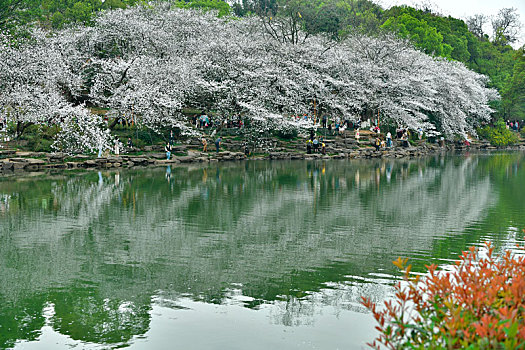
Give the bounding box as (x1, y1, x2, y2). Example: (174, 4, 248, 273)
(1, 152, 524, 349)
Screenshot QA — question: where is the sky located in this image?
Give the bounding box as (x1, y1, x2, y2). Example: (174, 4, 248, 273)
(380, 0, 525, 47)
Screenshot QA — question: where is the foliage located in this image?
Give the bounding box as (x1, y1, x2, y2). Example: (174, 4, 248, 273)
(173, 0, 230, 17)
(381, 12, 451, 57)
(362, 241, 525, 349)
(501, 48, 525, 120)
(233, 2, 521, 121)
(18, 124, 58, 152)
(478, 119, 520, 146)
(0, 5, 500, 154)
(491, 8, 522, 47)
(272, 125, 298, 139)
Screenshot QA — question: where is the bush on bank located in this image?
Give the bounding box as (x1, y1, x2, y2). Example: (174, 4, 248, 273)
(362, 240, 525, 349)
(478, 119, 520, 147)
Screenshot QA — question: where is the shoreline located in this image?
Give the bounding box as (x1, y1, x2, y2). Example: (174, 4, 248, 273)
(1, 139, 525, 174)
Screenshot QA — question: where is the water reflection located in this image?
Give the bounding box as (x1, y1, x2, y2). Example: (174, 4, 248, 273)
(0, 153, 524, 349)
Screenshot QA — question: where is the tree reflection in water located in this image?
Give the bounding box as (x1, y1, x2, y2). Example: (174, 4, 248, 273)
(0, 153, 524, 349)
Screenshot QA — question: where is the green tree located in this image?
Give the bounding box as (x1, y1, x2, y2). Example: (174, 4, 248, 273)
(502, 47, 525, 119)
(0, 0, 42, 31)
(381, 12, 451, 57)
(174, 0, 231, 18)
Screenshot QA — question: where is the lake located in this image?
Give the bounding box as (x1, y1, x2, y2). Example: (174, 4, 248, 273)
(1, 152, 524, 349)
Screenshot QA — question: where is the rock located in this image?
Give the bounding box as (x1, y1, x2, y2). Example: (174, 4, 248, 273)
(24, 164, 40, 171)
(0, 150, 16, 157)
(151, 153, 167, 160)
(177, 156, 195, 163)
(172, 145, 187, 153)
(129, 157, 147, 165)
(74, 155, 91, 160)
(9, 157, 30, 163)
(22, 158, 45, 170)
(14, 152, 33, 157)
(26, 158, 45, 165)
(106, 157, 121, 163)
(2, 162, 14, 170)
(144, 145, 163, 152)
(48, 152, 67, 162)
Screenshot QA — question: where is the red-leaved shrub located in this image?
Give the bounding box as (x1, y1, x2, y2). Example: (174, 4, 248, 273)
(362, 240, 525, 349)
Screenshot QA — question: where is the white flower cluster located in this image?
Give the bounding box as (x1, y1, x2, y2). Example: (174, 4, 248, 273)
(0, 5, 499, 153)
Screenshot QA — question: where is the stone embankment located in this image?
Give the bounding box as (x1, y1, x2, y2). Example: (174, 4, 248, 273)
(1, 136, 524, 173)
(0, 148, 248, 172)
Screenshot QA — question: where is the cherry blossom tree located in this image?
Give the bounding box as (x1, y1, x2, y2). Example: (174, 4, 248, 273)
(0, 4, 500, 154)
(0, 30, 115, 152)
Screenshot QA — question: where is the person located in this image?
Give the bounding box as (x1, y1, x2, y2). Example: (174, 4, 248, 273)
(127, 137, 133, 149)
(386, 132, 392, 147)
(417, 128, 423, 140)
(215, 137, 222, 153)
(97, 141, 103, 158)
(313, 137, 319, 153)
(202, 138, 207, 152)
(243, 142, 250, 156)
(401, 132, 409, 147)
(328, 123, 332, 135)
(322, 115, 327, 128)
(199, 114, 207, 128)
(321, 141, 326, 155)
(375, 137, 381, 151)
(355, 129, 360, 143)
(165, 142, 172, 160)
(306, 139, 312, 154)
(114, 140, 120, 156)
(169, 130, 174, 145)
(309, 129, 314, 141)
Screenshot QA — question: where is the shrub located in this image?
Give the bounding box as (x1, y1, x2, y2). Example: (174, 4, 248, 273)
(362, 240, 525, 349)
(478, 119, 520, 146)
(273, 127, 298, 140)
(20, 124, 59, 152)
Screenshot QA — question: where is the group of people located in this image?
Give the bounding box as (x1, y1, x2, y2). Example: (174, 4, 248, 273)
(506, 120, 522, 132)
(373, 132, 397, 151)
(193, 114, 211, 129)
(192, 114, 247, 130)
(306, 136, 326, 154)
(165, 136, 224, 160)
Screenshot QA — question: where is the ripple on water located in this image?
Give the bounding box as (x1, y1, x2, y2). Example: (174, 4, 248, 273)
(1, 153, 525, 349)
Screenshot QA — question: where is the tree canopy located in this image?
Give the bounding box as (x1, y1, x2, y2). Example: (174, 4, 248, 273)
(0, 5, 499, 153)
